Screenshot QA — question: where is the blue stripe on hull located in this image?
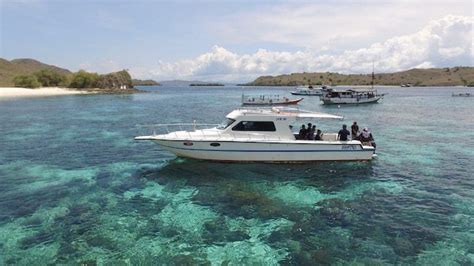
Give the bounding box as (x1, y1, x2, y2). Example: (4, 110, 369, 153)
(156, 142, 373, 153)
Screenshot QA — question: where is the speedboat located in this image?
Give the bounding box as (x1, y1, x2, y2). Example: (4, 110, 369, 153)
(242, 94, 303, 106)
(320, 88, 385, 104)
(135, 108, 376, 162)
(291, 85, 325, 96)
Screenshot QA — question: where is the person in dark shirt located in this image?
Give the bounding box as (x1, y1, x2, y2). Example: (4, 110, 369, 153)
(351, 121, 359, 140)
(314, 129, 323, 140)
(307, 125, 316, 140)
(338, 124, 350, 141)
(298, 125, 307, 140)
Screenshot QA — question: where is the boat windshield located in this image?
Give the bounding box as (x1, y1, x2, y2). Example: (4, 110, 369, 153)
(217, 118, 235, 129)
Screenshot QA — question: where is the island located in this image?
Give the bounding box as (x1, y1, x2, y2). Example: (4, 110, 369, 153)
(241, 67, 474, 87)
(132, 79, 160, 86)
(189, 83, 224, 86)
(0, 58, 143, 94)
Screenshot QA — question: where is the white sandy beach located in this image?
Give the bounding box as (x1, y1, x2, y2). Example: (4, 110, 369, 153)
(0, 87, 91, 99)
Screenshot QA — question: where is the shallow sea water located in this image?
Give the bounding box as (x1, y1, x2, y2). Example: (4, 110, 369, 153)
(0, 86, 473, 265)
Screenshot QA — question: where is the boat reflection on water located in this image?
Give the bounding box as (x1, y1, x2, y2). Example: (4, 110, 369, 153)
(139, 157, 376, 190)
(133, 158, 382, 228)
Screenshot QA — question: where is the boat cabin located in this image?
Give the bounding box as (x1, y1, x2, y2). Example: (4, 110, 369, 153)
(216, 108, 343, 141)
(322, 88, 378, 98)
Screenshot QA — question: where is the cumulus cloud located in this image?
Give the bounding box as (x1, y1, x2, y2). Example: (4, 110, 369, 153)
(132, 15, 473, 82)
(212, 0, 472, 52)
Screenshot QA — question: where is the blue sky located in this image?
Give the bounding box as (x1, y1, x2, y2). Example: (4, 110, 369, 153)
(1, 0, 472, 81)
(1, 1, 291, 63)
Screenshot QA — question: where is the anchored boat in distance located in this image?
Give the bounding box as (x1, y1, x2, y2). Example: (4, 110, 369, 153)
(291, 85, 325, 96)
(319, 62, 385, 105)
(135, 107, 376, 162)
(319, 88, 385, 104)
(241, 94, 303, 106)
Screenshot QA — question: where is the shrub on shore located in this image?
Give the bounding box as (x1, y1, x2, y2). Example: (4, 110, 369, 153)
(12, 69, 134, 90)
(68, 70, 99, 89)
(13, 75, 41, 88)
(34, 69, 68, 87)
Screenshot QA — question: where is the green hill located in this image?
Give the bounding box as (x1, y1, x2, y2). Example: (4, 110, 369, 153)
(189, 83, 224, 86)
(243, 67, 474, 87)
(132, 79, 160, 86)
(0, 58, 71, 86)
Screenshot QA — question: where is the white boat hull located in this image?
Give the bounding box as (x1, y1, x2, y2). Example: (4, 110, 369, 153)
(146, 139, 375, 162)
(291, 91, 322, 96)
(320, 96, 383, 104)
(242, 98, 303, 106)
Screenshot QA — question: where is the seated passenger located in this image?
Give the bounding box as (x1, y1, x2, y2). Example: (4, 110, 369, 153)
(306, 125, 316, 140)
(298, 125, 307, 140)
(337, 124, 350, 141)
(359, 128, 373, 142)
(359, 128, 376, 148)
(314, 129, 323, 140)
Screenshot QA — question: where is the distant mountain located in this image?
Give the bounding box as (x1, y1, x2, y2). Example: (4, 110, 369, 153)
(189, 83, 224, 86)
(159, 80, 225, 86)
(0, 58, 71, 86)
(243, 67, 474, 87)
(132, 79, 160, 86)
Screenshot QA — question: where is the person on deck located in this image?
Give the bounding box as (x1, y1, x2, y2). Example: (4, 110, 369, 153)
(314, 129, 323, 140)
(338, 124, 350, 141)
(298, 125, 307, 140)
(303, 123, 312, 140)
(351, 121, 359, 140)
(359, 128, 376, 148)
(307, 125, 316, 140)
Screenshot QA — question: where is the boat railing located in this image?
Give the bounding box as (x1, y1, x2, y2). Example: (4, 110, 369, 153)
(137, 123, 287, 141)
(235, 106, 302, 112)
(136, 123, 219, 137)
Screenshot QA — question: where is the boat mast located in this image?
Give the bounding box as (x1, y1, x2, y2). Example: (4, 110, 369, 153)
(371, 61, 375, 90)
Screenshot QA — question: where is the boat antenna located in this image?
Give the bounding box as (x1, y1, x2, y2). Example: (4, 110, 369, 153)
(371, 61, 375, 90)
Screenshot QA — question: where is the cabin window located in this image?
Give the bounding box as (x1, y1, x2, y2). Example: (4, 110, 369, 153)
(232, 121, 276, 132)
(217, 118, 235, 129)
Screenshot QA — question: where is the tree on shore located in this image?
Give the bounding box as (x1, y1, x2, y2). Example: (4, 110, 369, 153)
(69, 70, 99, 89)
(12, 69, 135, 90)
(13, 75, 41, 88)
(34, 69, 68, 87)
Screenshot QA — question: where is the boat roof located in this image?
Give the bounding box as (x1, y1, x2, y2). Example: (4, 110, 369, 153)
(227, 107, 343, 120)
(326, 87, 376, 92)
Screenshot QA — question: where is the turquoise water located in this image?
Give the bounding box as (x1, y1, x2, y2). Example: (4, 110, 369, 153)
(0, 86, 473, 264)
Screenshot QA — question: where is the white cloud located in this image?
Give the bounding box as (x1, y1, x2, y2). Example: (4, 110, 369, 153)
(77, 59, 125, 74)
(131, 15, 472, 82)
(212, 0, 471, 52)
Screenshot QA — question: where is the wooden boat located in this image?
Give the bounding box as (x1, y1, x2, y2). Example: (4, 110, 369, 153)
(242, 94, 303, 106)
(320, 64, 385, 104)
(291, 85, 325, 96)
(320, 88, 385, 104)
